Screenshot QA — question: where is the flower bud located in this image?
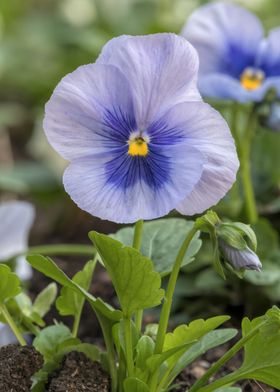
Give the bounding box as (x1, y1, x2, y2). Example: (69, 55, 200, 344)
(219, 240, 262, 271)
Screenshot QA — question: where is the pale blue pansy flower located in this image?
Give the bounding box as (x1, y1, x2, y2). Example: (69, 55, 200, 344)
(44, 33, 239, 223)
(182, 2, 280, 103)
(0, 200, 35, 280)
(0, 200, 35, 346)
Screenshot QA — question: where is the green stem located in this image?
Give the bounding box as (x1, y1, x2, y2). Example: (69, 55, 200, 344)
(96, 312, 118, 392)
(149, 225, 198, 391)
(133, 220, 144, 250)
(196, 372, 243, 392)
(72, 310, 82, 338)
(189, 320, 266, 392)
(26, 244, 95, 257)
(124, 316, 134, 377)
(232, 104, 258, 223)
(133, 220, 144, 333)
(0, 304, 26, 346)
(154, 225, 198, 354)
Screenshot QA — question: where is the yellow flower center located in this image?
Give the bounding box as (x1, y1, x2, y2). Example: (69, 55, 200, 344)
(240, 67, 265, 91)
(128, 137, 148, 156)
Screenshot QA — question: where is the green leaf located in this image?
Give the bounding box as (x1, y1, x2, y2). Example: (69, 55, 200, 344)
(90, 232, 164, 316)
(215, 388, 241, 392)
(124, 377, 150, 392)
(216, 224, 247, 250)
(135, 336, 155, 371)
(253, 218, 279, 259)
(33, 283, 57, 318)
(167, 329, 237, 388)
(147, 343, 196, 374)
(33, 324, 79, 362)
(56, 259, 96, 316)
(0, 264, 21, 303)
(31, 342, 100, 391)
(164, 316, 230, 352)
(228, 308, 280, 389)
(111, 219, 201, 277)
(27, 255, 122, 321)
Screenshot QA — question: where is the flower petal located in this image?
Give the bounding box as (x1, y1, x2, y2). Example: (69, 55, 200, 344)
(63, 143, 205, 224)
(182, 2, 263, 78)
(97, 33, 201, 125)
(0, 201, 35, 261)
(258, 28, 280, 77)
(220, 241, 262, 271)
(166, 102, 239, 215)
(44, 64, 136, 160)
(199, 74, 254, 102)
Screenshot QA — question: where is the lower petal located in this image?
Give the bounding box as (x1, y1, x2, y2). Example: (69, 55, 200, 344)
(63, 144, 205, 224)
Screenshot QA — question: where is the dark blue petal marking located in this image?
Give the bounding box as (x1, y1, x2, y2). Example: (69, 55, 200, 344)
(103, 108, 183, 190)
(223, 42, 256, 78)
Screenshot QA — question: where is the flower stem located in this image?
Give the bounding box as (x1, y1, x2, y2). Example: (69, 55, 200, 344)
(0, 304, 26, 346)
(149, 225, 198, 391)
(232, 104, 258, 223)
(26, 244, 95, 257)
(133, 220, 144, 333)
(124, 316, 134, 377)
(154, 225, 198, 354)
(188, 320, 266, 392)
(72, 309, 82, 338)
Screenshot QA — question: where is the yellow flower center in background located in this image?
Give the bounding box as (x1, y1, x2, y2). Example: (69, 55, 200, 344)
(128, 137, 149, 156)
(240, 67, 265, 91)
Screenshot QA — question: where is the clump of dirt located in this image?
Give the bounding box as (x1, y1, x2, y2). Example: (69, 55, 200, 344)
(47, 351, 110, 392)
(0, 344, 43, 391)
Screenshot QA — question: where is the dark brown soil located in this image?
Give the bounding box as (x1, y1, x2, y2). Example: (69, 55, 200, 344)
(47, 351, 110, 392)
(0, 344, 43, 391)
(174, 344, 274, 392)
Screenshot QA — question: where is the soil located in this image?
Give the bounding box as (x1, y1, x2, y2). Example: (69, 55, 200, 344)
(47, 351, 110, 392)
(0, 344, 43, 391)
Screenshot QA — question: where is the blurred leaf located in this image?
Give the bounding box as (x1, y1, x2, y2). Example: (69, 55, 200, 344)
(0, 264, 21, 303)
(0, 162, 59, 193)
(56, 259, 96, 317)
(253, 218, 278, 259)
(33, 283, 57, 318)
(112, 219, 201, 277)
(27, 254, 122, 321)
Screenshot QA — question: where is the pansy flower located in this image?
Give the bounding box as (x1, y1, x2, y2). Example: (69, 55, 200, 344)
(44, 33, 238, 223)
(182, 2, 280, 103)
(0, 200, 35, 280)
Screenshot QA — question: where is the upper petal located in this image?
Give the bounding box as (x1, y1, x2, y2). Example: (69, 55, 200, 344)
(167, 102, 239, 215)
(44, 64, 136, 160)
(257, 28, 280, 77)
(182, 2, 263, 78)
(97, 33, 201, 125)
(0, 201, 35, 260)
